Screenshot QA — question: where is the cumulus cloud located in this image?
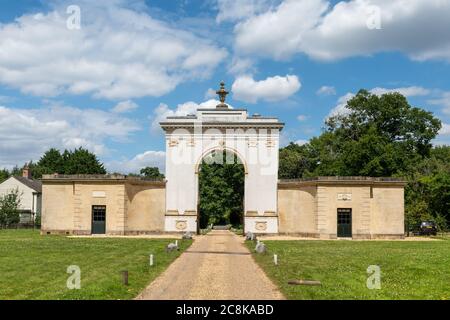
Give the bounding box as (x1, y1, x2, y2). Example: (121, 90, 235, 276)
(232, 74, 301, 103)
(0, 1, 227, 100)
(204, 88, 217, 99)
(216, 0, 274, 23)
(316, 86, 336, 96)
(0, 103, 140, 168)
(370, 86, 430, 97)
(327, 92, 355, 118)
(112, 100, 139, 113)
(428, 92, 450, 115)
(328, 86, 433, 118)
(234, 0, 450, 62)
(151, 99, 226, 132)
(227, 57, 256, 75)
(295, 139, 309, 146)
(107, 150, 166, 174)
(439, 123, 450, 136)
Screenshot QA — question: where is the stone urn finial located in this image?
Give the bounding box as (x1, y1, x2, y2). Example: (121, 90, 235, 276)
(216, 81, 229, 109)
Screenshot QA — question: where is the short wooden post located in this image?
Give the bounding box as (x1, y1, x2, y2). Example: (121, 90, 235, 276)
(288, 279, 321, 286)
(121, 270, 128, 286)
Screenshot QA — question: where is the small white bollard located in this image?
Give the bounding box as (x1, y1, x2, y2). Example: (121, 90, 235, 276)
(274, 254, 278, 266)
(175, 240, 178, 247)
(149, 254, 154, 266)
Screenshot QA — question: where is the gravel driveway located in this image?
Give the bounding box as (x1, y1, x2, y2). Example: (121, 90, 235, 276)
(136, 230, 284, 300)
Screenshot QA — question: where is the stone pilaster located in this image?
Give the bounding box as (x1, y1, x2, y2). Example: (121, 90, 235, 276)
(73, 183, 82, 232)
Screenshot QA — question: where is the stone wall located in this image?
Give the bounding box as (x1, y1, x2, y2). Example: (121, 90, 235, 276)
(41, 176, 166, 235)
(125, 182, 166, 234)
(277, 178, 405, 239)
(42, 175, 405, 239)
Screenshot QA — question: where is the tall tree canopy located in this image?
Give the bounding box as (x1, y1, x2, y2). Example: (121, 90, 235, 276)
(37, 148, 65, 175)
(198, 151, 244, 228)
(1, 147, 107, 180)
(139, 167, 165, 179)
(61, 148, 106, 175)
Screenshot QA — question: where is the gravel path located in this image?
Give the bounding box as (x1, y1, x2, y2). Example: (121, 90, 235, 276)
(136, 230, 284, 300)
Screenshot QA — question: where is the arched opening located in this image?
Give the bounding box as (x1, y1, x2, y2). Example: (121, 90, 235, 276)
(197, 149, 245, 233)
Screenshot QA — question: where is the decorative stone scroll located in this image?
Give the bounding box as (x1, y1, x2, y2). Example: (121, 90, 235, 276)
(168, 139, 179, 147)
(175, 220, 187, 230)
(337, 193, 352, 201)
(255, 221, 268, 231)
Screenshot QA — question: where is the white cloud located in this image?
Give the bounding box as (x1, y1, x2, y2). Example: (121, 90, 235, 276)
(297, 115, 308, 121)
(295, 139, 309, 146)
(234, 0, 450, 62)
(232, 74, 301, 103)
(370, 86, 430, 97)
(328, 86, 433, 119)
(316, 86, 336, 96)
(107, 150, 166, 174)
(327, 92, 355, 118)
(151, 99, 225, 132)
(0, 2, 227, 100)
(227, 57, 256, 75)
(112, 100, 139, 113)
(204, 88, 217, 99)
(0, 103, 140, 168)
(428, 92, 450, 115)
(439, 123, 450, 136)
(216, 0, 273, 23)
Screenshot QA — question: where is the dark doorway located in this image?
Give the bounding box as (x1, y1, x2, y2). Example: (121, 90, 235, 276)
(198, 151, 245, 233)
(337, 208, 352, 238)
(92, 205, 106, 234)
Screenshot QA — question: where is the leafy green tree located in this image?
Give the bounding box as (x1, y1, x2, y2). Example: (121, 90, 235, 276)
(317, 90, 441, 176)
(10, 165, 21, 177)
(62, 147, 106, 175)
(139, 167, 165, 179)
(0, 188, 22, 227)
(37, 148, 64, 175)
(198, 152, 244, 228)
(279, 143, 314, 179)
(0, 169, 9, 183)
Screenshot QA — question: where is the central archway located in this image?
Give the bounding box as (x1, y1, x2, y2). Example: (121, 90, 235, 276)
(196, 149, 246, 233)
(161, 84, 283, 234)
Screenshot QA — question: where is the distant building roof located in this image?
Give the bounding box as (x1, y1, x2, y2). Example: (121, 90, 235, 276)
(13, 176, 42, 193)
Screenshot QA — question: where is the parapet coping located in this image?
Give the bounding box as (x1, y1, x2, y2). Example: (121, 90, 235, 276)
(278, 176, 406, 187)
(41, 174, 166, 186)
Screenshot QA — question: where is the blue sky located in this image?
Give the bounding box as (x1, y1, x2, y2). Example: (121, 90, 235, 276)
(0, 0, 449, 173)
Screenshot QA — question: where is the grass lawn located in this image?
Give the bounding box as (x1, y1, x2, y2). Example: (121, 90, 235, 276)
(246, 239, 450, 300)
(0, 230, 191, 300)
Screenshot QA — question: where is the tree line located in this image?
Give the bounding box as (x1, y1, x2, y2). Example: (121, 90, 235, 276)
(0, 147, 164, 181)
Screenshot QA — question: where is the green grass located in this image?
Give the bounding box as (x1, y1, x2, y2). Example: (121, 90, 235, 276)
(246, 239, 450, 300)
(0, 230, 191, 300)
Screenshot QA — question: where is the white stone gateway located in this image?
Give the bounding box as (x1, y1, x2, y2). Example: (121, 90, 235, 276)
(160, 82, 284, 234)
